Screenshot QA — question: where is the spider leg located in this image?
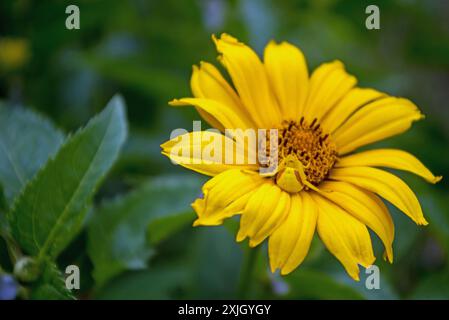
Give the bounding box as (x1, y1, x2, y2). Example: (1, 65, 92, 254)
(304, 180, 332, 193)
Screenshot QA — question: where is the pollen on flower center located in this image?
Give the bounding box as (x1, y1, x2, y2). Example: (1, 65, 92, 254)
(268, 117, 338, 189)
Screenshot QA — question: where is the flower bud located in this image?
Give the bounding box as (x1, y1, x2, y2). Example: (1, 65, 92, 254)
(13, 257, 40, 282)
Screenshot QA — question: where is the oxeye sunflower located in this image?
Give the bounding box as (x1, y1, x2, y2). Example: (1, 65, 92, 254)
(161, 34, 442, 280)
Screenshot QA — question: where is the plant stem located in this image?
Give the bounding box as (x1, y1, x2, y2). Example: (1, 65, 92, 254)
(1, 230, 22, 265)
(237, 246, 260, 299)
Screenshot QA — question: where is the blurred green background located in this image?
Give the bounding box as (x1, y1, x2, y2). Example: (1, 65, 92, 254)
(0, 0, 448, 299)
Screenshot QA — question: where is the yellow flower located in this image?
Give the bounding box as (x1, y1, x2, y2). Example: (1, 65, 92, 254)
(161, 34, 441, 280)
(0, 37, 30, 71)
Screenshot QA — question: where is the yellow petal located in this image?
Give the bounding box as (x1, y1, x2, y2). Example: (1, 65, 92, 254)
(312, 193, 376, 281)
(161, 131, 258, 176)
(319, 181, 394, 263)
(320, 87, 385, 133)
(213, 33, 282, 128)
(302, 60, 357, 123)
(190, 62, 255, 130)
(336, 149, 442, 184)
(237, 182, 290, 247)
(264, 41, 309, 121)
(333, 97, 424, 155)
(268, 192, 317, 275)
(169, 98, 252, 130)
(330, 166, 428, 225)
(192, 170, 265, 226)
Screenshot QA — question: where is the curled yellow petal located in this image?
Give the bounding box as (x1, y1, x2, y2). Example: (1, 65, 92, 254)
(330, 166, 428, 225)
(264, 40, 309, 121)
(213, 33, 281, 128)
(336, 149, 442, 184)
(169, 98, 251, 130)
(312, 193, 376, 281)
(268, 192, 317, 275)
(192, 169, 265, 226)
(161, 131, 258, 176)
(237, 182, 290, 247)
(190, 62, 255, 130)
(319, 181, 394, 263)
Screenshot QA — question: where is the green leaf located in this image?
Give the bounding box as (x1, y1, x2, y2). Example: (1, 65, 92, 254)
(30, 260, 74, 300)
(147, 211, 195, 245)
(285, 269, 365, 300)
(0, 103, 64, 206)
(0, 184, 7, 212)
(8, 95, 127, 260)
(87, 174, 203, 288)
(82, 54, 188, 102)
(410, 272, 449, 300)
(0, 185, 7, 230)
(95, 266, 188, 300)
(191, 227, 243, 299)
(420, 187, 449, 254)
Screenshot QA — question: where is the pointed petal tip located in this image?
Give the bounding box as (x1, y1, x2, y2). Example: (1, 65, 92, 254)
(220, 33, 238, 43)
(350, 272, 361, 282)
(280, 268, 293, 276)
(168, 99, 178, 105)
(191, 199, 202, 214)
(359, 256, 376, 270)
(330, 59, 344, 68)
(236, 231, 246, 243)
(249, 239, 261, 248)
(160, 139, 172, 149)
(212, 33, 241, 48)
(419, 219, 429, 226)
(411, 214, 429, 226)
(383, 251, 394, 264)
(211, 33, 220, 45)
(192, 217, 224, 227)
(414, 213, 429, 226)
(266, 39, 278, 47)
(168, 98, 183, 106)
(160, 150, 170, 158)
(432, 175, 443, 184)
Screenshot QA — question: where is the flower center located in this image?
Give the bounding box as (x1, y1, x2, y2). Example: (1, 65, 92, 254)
(266, 118, 338, 192)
